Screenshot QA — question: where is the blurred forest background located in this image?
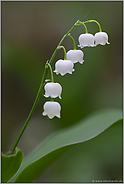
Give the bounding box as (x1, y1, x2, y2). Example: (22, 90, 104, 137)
(1, 1, 123, 182)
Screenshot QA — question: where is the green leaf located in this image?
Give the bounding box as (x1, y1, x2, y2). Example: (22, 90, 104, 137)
(10, 108, 122, 182)
(1, 147, 24, 183)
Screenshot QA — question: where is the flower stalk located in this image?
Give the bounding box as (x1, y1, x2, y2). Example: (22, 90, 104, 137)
(67, 34, 76, 50)
(10, 67, 48, 155)
(49, 20, 80, 65)
(83, 19, 102, 32)
(10, 20, 80, 154)
(77, 21, 88, 33)
(46, 62, 54, 83)
(57, 46, 67, 60)
(10, 19, 108, 154)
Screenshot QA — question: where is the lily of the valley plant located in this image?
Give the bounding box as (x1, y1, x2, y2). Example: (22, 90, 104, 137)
(10, 19, 110, 155)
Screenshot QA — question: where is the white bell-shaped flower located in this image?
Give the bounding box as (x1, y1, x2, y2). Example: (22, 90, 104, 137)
(42, 101, 61, 119)
(78, 33, 95, 48)
(44, 82, 62, 99)
(54, 59, 75, 76)
(66, 50, 84, 64)
(94, 32, 110, 46)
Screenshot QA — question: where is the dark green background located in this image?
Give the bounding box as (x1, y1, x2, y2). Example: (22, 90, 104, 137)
(1, 1, 122, 182)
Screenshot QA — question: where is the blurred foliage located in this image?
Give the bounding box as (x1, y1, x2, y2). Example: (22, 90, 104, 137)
(35, 121, 123, 183)
(10, 109, 122, 182)
(1, 1, 122, 182)
(37, 119, 122, 182)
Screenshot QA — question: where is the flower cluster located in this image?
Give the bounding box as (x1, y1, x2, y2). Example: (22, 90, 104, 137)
(78, 32, 110, 48)
(42, 20, 110, 119)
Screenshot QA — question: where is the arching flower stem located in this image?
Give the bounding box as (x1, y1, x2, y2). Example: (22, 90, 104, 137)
(77, 21, 88, 33)
(49, 20, 80, 65)
(46, 63, 55, 102)
(46, 62, 54, 83)
(10, 20, 80, 154)
(10, 67, 48, 154)
(83, 20, 102, 32)
(57, 46, 67, 60)
(10, 19, 100, 154)
(67, 34, 76, 50)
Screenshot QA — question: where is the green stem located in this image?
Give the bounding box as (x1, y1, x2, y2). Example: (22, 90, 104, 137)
(49, 20, 79, 65)
(47, 63, 54, 82)
(57, 46, 67, 60)
(10, 20, 80, 154)
(78, 21, 88, 33)
(10, 67, 48, 155)
(83, 20, 102, 32)
(67, 34, 76, 50)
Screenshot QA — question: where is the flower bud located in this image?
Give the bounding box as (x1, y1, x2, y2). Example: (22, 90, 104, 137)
(54, 59, 75, 76)
(94, 32, 110, 46)
(42, 101, 61, 119)
(66, 50, 84, 64)
(44, 82, 62, 99)
(78, 33, 94, 48)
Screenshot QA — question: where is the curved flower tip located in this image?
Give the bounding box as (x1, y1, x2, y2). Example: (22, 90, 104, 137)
(44, 82, 62, 99)
(42, 101, 61, 119)
(54, 59, 75, 76)
(66, 50, 84, 64)
(94, 32, 110, 46)
(78, 33, 95, 48)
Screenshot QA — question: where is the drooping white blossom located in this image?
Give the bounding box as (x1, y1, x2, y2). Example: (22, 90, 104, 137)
(66, 50, 84, 64)
(54, 59, 75, 76)
(78, 33, 95, 48)
(94, 32, 110, 46)
(42, 101, 61, 119)
(44, 82, 62, 99)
